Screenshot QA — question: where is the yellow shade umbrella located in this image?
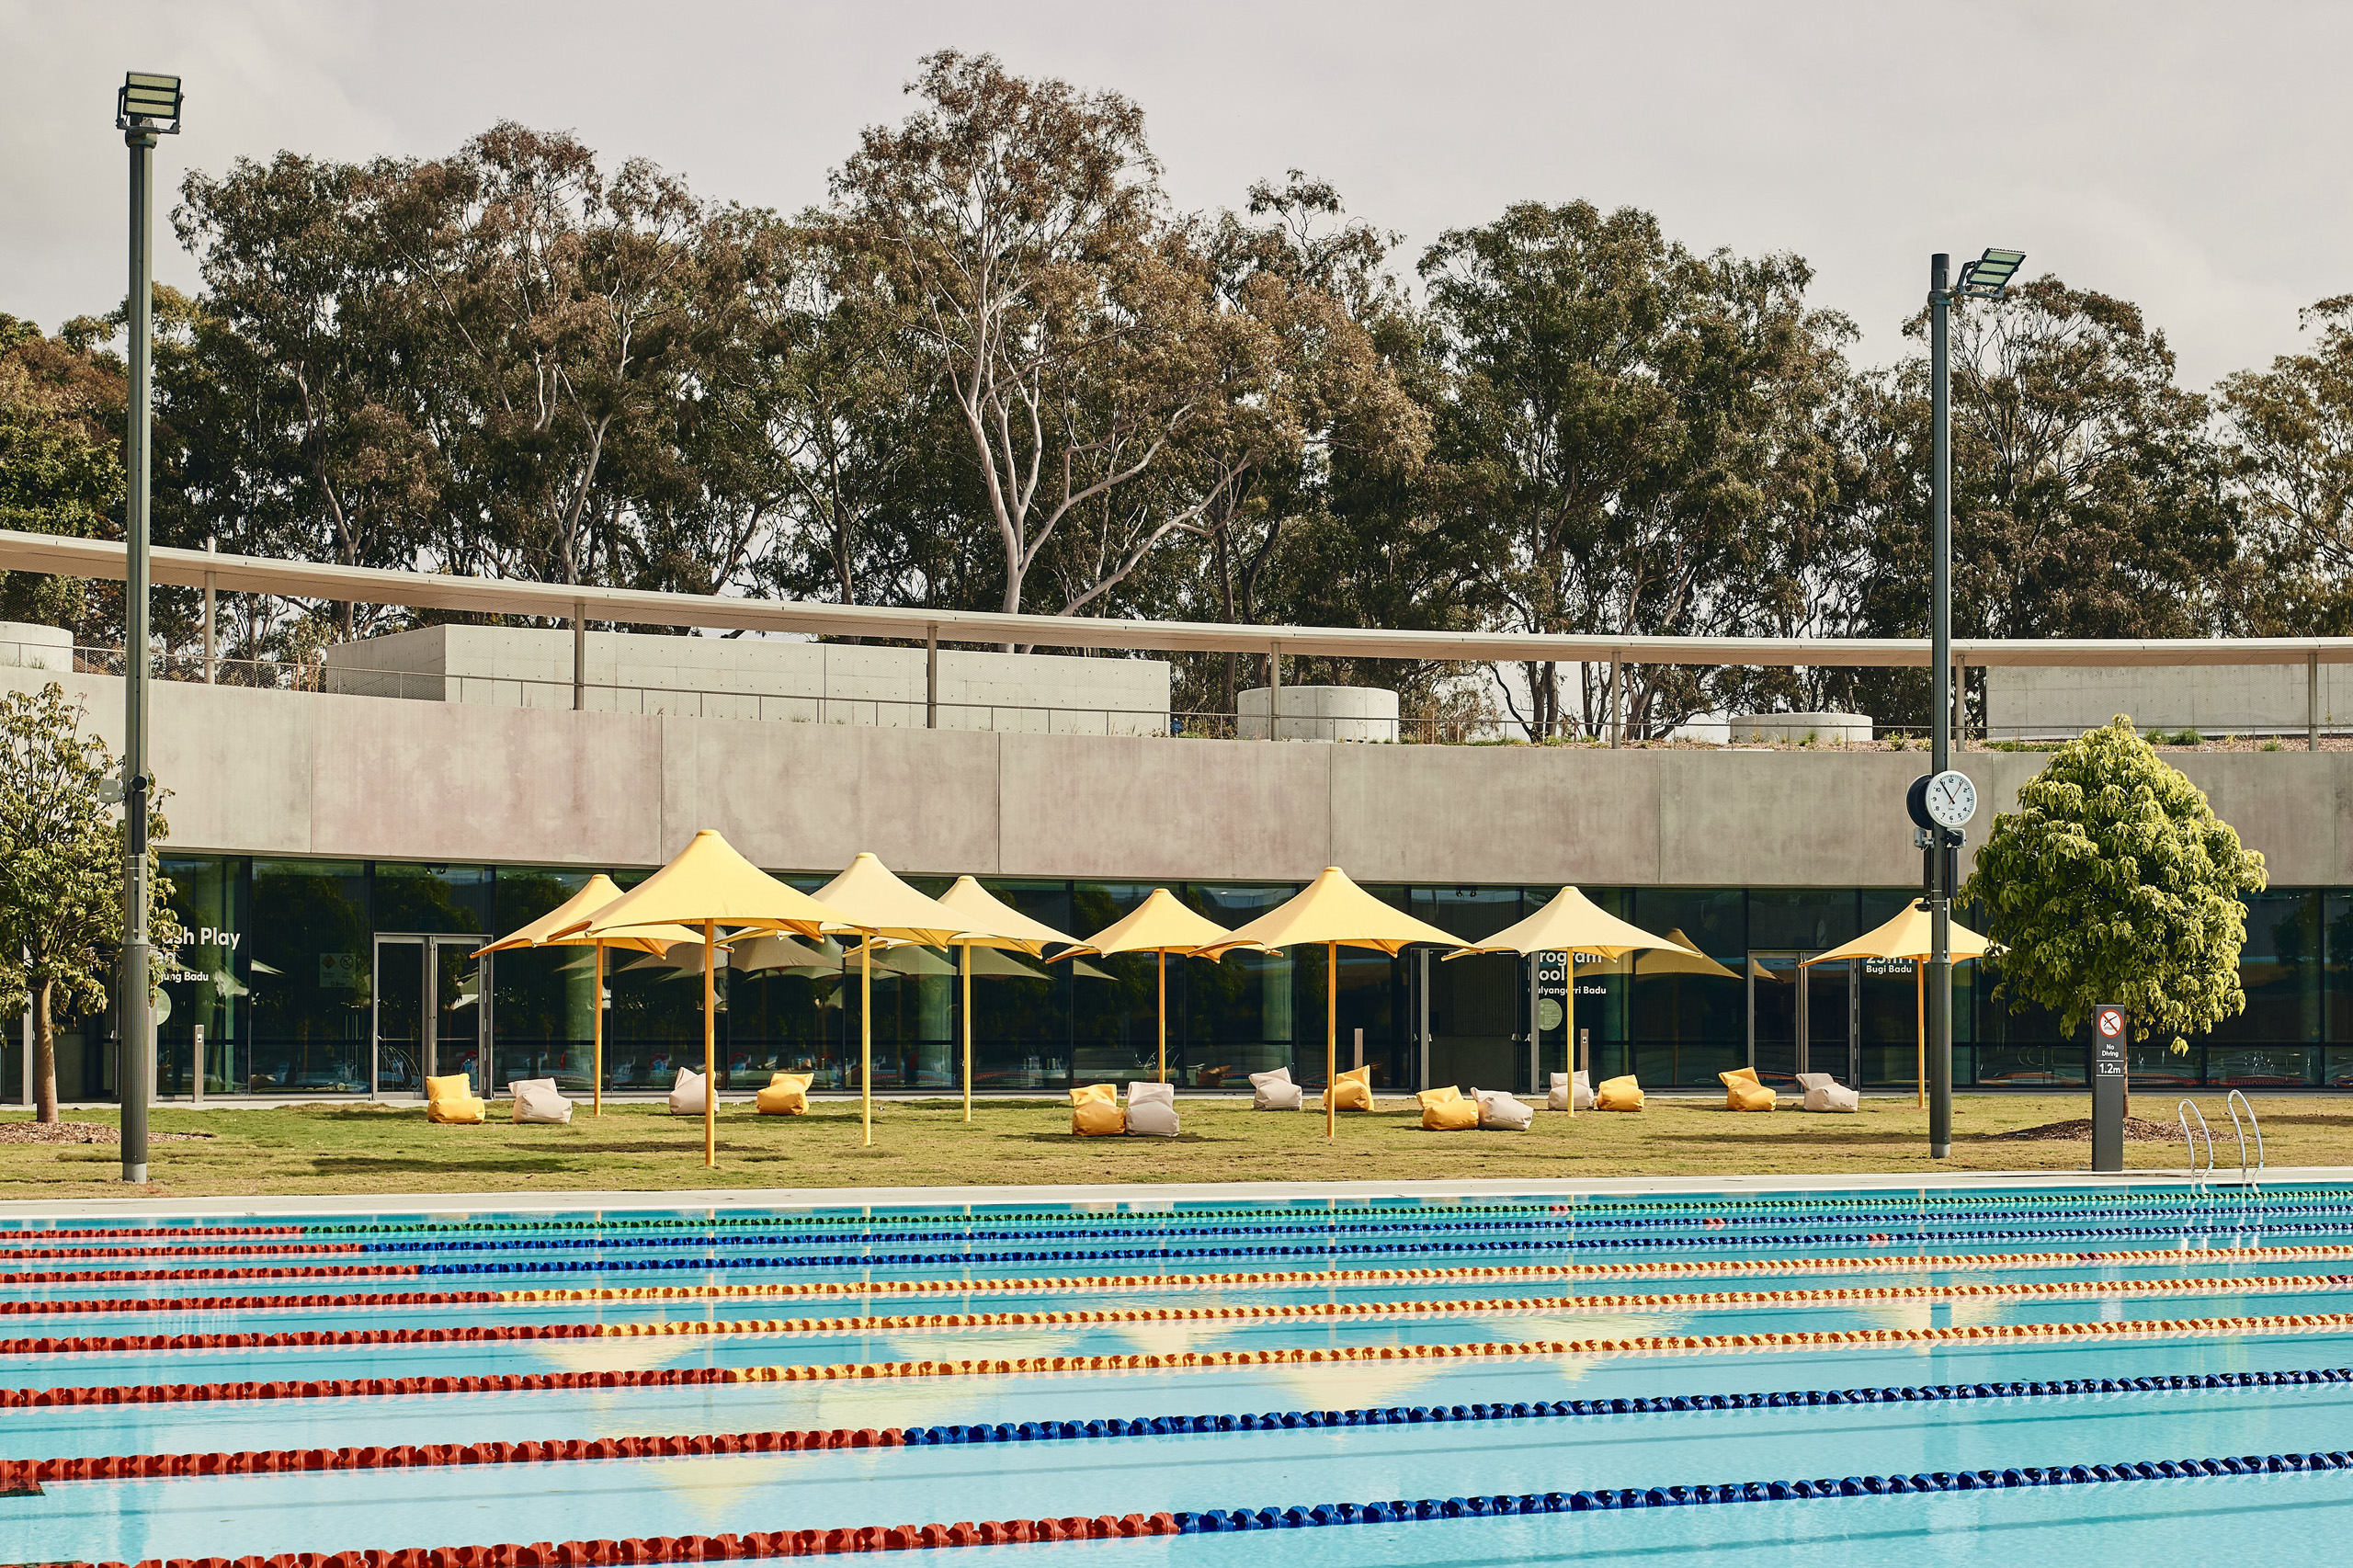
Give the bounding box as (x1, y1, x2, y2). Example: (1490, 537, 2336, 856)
(938, 876, 1082, 1123)
(1803, 903, 1995, 1108)
(1442, 887, 1696, 1119)
(576, 830, 852, 1168)
(1198, 869, 1461, 1139)
(809, 853, 1022, 1146)
(1054, 888, 1241, 1092)
(474, 874, 697, 1120)
(1632, 930, 1745, 982)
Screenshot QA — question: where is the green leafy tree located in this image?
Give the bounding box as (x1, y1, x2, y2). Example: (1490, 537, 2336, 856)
(0, 684, 181, 1122)
(2222, 295, 2353, 633)
(0, 313, 123, 631)
(1962, 717, 2267, 1074)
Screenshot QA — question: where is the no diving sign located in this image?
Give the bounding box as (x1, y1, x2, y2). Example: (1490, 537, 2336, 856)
(2091, 1004, 2127, 1173)
(2096, 1006, 2126, 1040)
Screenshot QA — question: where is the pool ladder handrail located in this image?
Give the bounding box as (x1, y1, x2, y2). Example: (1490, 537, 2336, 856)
(2225, 1089, 2265, 1193)
(2177, 1098, 2214, 1193)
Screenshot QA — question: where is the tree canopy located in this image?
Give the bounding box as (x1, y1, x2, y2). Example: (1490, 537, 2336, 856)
(1961, 717, 2268, 1051)
(5, 49, 2346, 733)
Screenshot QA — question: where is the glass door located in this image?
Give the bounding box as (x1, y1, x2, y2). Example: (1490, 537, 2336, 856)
(372, 935, 489, 1096)
(1808, 957, 1858, 1085)
(1747, 952, 1802, 1085)
(432, 937, 489, 1094)
(372, 937, 424, 1096)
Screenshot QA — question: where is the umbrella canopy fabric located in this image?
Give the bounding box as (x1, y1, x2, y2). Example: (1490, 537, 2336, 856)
(1196, 868, 1461, 1139)
(812, 852, 1006, 946)
(1442, 886, 1692, 1119)
(1802, 903, 1995, 966)
(1633, 930, 1746, 982)
(1194, 869, 1456, 959)
(1444, 887, 1697, 961)
(1062, 887, 1238, 958)
(574, 831, 848, 940)
(938, 877, 1079, 956)
(475, 874, 694, 956)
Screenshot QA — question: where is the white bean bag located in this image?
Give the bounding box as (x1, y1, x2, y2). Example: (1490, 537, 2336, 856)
(1547, 1071, 1594, 1112)
(1125, 1081, 1180, 1137)
(1249, 1066, 1304, 1110)
(1473, 1087, 1537, 1131)
(509, 1077, 574, 1125)
(668, 1067, 710, 1116)
(1796, 1072, 1859, 1113)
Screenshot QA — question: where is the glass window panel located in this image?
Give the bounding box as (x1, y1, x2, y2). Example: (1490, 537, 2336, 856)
(488, 869, 594, 1094)
(247, 859, 369, 1094)
(1413, 887, 1523, 1092)
(1628, 890, 1744, 1086)
(1747, 890, 1859, 953)
(2330, 893, 2353, 1045)
(159, 854, 246, 1097)
(1184, 884, 1300, 1082)
(2205, 1045, 2318, 1088)
(2206, 890, 2321, 1046)
(957, 880, 1074, 1091)
(372, 863, 491, 935)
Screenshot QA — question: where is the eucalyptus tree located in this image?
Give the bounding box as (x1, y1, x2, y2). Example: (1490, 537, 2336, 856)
(1423, 200, 1850, 740)
(2221, 295, 2353, 632)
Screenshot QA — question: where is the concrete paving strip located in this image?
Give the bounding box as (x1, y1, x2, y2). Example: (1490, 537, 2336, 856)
(0, 1167, 2313, 1222)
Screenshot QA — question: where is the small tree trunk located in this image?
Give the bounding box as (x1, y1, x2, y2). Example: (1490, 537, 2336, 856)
(31, 980, 56, 1125)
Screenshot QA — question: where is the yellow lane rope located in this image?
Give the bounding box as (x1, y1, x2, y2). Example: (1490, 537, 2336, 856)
(710, 1310, 2353, 1384)
(499, 1244, 2353, 1307)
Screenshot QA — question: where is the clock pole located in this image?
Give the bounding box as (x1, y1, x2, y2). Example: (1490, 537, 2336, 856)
(1927, 253, 1954, 1161)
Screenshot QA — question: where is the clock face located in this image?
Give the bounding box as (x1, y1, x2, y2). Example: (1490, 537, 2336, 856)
(1926, 769, 1977, 828)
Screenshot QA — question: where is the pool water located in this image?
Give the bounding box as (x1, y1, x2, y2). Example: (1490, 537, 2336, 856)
(5, 1183, 2353, 1566)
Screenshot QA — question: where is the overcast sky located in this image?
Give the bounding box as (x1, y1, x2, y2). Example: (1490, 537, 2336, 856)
(5, 0, 2347, 389)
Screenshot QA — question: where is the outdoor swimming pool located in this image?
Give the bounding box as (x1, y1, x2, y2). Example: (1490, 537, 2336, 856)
(6, 1181, 2353, 1565)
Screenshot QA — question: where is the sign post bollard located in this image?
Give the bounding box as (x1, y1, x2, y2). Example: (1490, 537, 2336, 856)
(2092, 1004, 2127, 1173)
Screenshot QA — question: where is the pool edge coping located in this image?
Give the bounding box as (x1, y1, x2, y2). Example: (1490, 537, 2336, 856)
(0, 1165, 2327, 1221)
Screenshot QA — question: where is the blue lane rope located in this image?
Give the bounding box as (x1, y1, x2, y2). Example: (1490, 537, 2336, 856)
(894, 1367, 2353, 1448)
(1174, 1450, 2353, 1532)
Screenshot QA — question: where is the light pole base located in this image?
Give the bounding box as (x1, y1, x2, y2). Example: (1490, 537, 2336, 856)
(121, 1163, 148, 1184)
(1930, 1144, 1949, 1161)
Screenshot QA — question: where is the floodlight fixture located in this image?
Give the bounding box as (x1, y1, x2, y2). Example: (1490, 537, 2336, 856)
(1954, 246, 2026, 301)
(117, 72, 183, 135)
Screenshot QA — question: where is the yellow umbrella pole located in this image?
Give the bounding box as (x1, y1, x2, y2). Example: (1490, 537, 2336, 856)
(861, 937, 873, 1148)
(1156, 950, 1166, 1085)
(1563, 953, 1575, 1121)
(701, 918, 716, 1170)
(592, 944, 605, 1120)
(961, 942, 972, 1125)
(1915, 961, 1926, 1110)
(1325, 941, 1337, 1141)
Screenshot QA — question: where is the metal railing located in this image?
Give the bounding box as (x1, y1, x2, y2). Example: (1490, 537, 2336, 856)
(2226, 1088, 2266, 1191)
(2177, 1098, 2214, 1191)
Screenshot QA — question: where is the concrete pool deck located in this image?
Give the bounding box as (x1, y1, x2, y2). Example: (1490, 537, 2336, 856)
(0, 1165, 2323, 1221)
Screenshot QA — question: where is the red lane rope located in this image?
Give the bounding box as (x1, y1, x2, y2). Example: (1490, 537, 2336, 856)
(0, 1263, 420, 1286)
(0, 1243, 368, 1263)
(85, 1512, 1180, 1567)
(0, 1424, 906, 1489)
(11, 1272, 2350, 1358)
(0, 1290, 502, 1320)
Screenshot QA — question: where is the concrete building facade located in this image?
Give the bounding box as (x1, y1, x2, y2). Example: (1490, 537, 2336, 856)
(7, 662, 2346, 1108)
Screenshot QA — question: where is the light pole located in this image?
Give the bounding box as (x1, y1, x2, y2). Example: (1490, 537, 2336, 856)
(116, 71, 183, 1185)
(1925, 245, 2022, 1161)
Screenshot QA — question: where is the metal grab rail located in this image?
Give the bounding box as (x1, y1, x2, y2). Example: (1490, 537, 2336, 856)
(2177, 1099, 2215, 1192)
(2226, 1089, 2266, 1192)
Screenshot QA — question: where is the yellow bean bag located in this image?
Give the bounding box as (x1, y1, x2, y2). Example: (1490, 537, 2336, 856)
(1070, 1083, 1126, 1136)
(1324, 1064, 1375, 1113)
(1719, 1066, 1777, 1113)
(1416, 1085, 1480, 1131)
(756, 1072, 812, 1116)
(425, 1073, 485, 1125)
(1594, 1074, 1645, 1112)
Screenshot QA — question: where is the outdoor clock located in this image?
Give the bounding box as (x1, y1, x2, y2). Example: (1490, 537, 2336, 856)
(1922, 769, 1977, 829)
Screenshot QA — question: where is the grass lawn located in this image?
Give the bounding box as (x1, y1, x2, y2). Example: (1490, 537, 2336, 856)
(0, 1094, 2337, 1200)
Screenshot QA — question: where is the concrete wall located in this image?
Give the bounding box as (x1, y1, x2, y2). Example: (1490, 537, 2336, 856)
(1236, 684, 1401, 742)
(324, 625, 1172, 737)
(12, 665, 2346, 886)
(1985, 664, 2349, 739)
